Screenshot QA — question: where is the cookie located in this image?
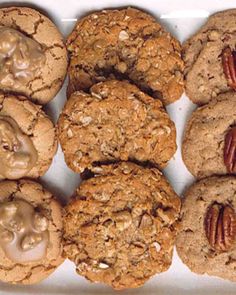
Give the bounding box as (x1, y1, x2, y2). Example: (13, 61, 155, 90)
(58, 80, 176, 173)
(63, 162, 181, 290)
(0, 179, 63, 284)
(176, 176, 236, 282)
(184, 9, 236, 105)
(0, 7, 67, 104)
(0, 92, 57, 179)
(67, 7, 184, 105)
(182, 92, 236, 179)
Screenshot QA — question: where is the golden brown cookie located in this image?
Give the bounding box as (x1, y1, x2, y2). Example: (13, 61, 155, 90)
(0, 92, 57, 179)
(0, 179, 63, 284)
(67, 7, 184, 105)
(184, 9, 236, 105)
(0, 7, 67, 104)
(63, 162, 181, 290)
(58, 80, 176, 173)
(176, 176, 236, 282)
(182, 92, 236, 179)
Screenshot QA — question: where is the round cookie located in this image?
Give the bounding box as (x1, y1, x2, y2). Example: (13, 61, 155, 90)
(176, 176, 236, 282)
(0, 179, 63, 284)
(182, 92, 236, 179)
(67, 7, 184, 105)
(184, 9, 236, 105)
(0, 92, 57, 179)
(63, 162, 181, 290)
(0, 7, 67, 104)
(58, 80, 176, 173)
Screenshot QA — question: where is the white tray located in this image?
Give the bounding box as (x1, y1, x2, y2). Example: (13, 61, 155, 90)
(1, 0, 236, 294)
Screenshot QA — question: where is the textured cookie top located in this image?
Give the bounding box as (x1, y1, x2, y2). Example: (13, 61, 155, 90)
(184, 9, 236, 105)
(176, 176, 236, 282)
(0, 93, 57, 179)
(182, 92, 236, 178)
(58, 80, 176, 173)
(63, 162, 181, 290)
(67, 7, 184, 105)
(0, 7, 67, 104)
(0, 179, 63, 284)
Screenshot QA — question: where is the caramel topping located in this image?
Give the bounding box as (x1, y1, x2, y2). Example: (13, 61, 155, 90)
(0, 199, 49, 263)
(0, 116, 38, 179)
(0, 27, 46, 89)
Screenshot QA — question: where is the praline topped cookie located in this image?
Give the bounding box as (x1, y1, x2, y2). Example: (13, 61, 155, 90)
(176, 176, 236, 282)
(63, 162, 181, 290)
(0, 179, 63, 284)
(184, 9, 236, 105)
(67, 7, 184, 105)
(0, 7, 67, 104)
(0, 92, 57, 179)
(58, 80, 176, 173)
(182, 92, 236, 178)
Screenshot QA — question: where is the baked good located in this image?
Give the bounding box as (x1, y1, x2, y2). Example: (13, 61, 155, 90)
(182, 92, 236, 178)
(0, 92, 57, 179)
(63, 162, 181, 289)
(184, 9, 236, 105)
(176, 176, 236, 282)
(67, 7, 184, 105)
(58, 80, 176, 173)
(0, 7, 67, 104)
(0, 179, 63, 284)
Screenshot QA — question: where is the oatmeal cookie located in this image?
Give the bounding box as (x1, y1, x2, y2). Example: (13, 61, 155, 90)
(0, 7, 67, 104)
(0, 179, 63, 284)
(184, 9, 236, 105)
(0, 92, 57, 179)
(58, 80, 176, 173)
(63, 162, 181, 290)
(67, 7, 184, 105)
(182, 92, 236, 178)
(176, 176, 236, 282)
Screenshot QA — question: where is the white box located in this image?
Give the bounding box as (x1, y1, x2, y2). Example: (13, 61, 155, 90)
(1, 0, 236, 294)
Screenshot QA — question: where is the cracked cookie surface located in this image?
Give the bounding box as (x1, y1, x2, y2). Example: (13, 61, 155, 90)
(0, 179, 63, 284)
(0, 92, 58, 179)
(182, 92, 236, 179)
(63, 162, 181, 290)
(67, 7, 184, 105)
(176, 176, 236, 282)
(0, 7, 67, 104)
(184, 9, 236, 105)
(58, 80, 176, 173)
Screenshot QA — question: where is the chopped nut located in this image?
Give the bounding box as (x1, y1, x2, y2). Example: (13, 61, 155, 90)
(33, 213, 48, 232)
(21, 233, 42, 251)
(98, 262, 109, 269)
(139, 213, 153, 228)
(67, 128, 73, 138)
(80, 116, 92, 126)
(119, 30, 129, 41)
(113, 210, 132, 231)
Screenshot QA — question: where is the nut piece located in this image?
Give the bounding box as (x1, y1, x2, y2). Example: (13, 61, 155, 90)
(33, 213, 49, 232)
(224, 127, 236, 173)
(205, 203, 236, 252)
(222, 46, 236, 90)
(21, 233, 42, 251)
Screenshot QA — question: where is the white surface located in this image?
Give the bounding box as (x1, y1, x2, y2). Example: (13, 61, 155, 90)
(0, 0, 236, 294)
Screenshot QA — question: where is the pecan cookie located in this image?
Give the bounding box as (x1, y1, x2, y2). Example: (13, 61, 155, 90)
(182, 92, 236, 178)
(184, 9, 236, 105)
(0, 93, 57, 179)
(63, 162, 181, 290)
(0, 179, 63, 284)
(176, 176, 236, 282)
(58, 80, 176, 173)
(0, 7, 67, 104)
(67, 7, 184, 105)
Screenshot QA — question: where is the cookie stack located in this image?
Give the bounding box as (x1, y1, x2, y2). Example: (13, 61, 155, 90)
(0, 7, 67, 284)
(177, 10, 236, 282)
(59, 8, 183, 290)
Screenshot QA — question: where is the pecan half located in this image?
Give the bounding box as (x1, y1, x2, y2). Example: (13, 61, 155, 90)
(222, 46, 236, 90)
(224, 127, 236, 173)
(205, 203, 236, 252)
